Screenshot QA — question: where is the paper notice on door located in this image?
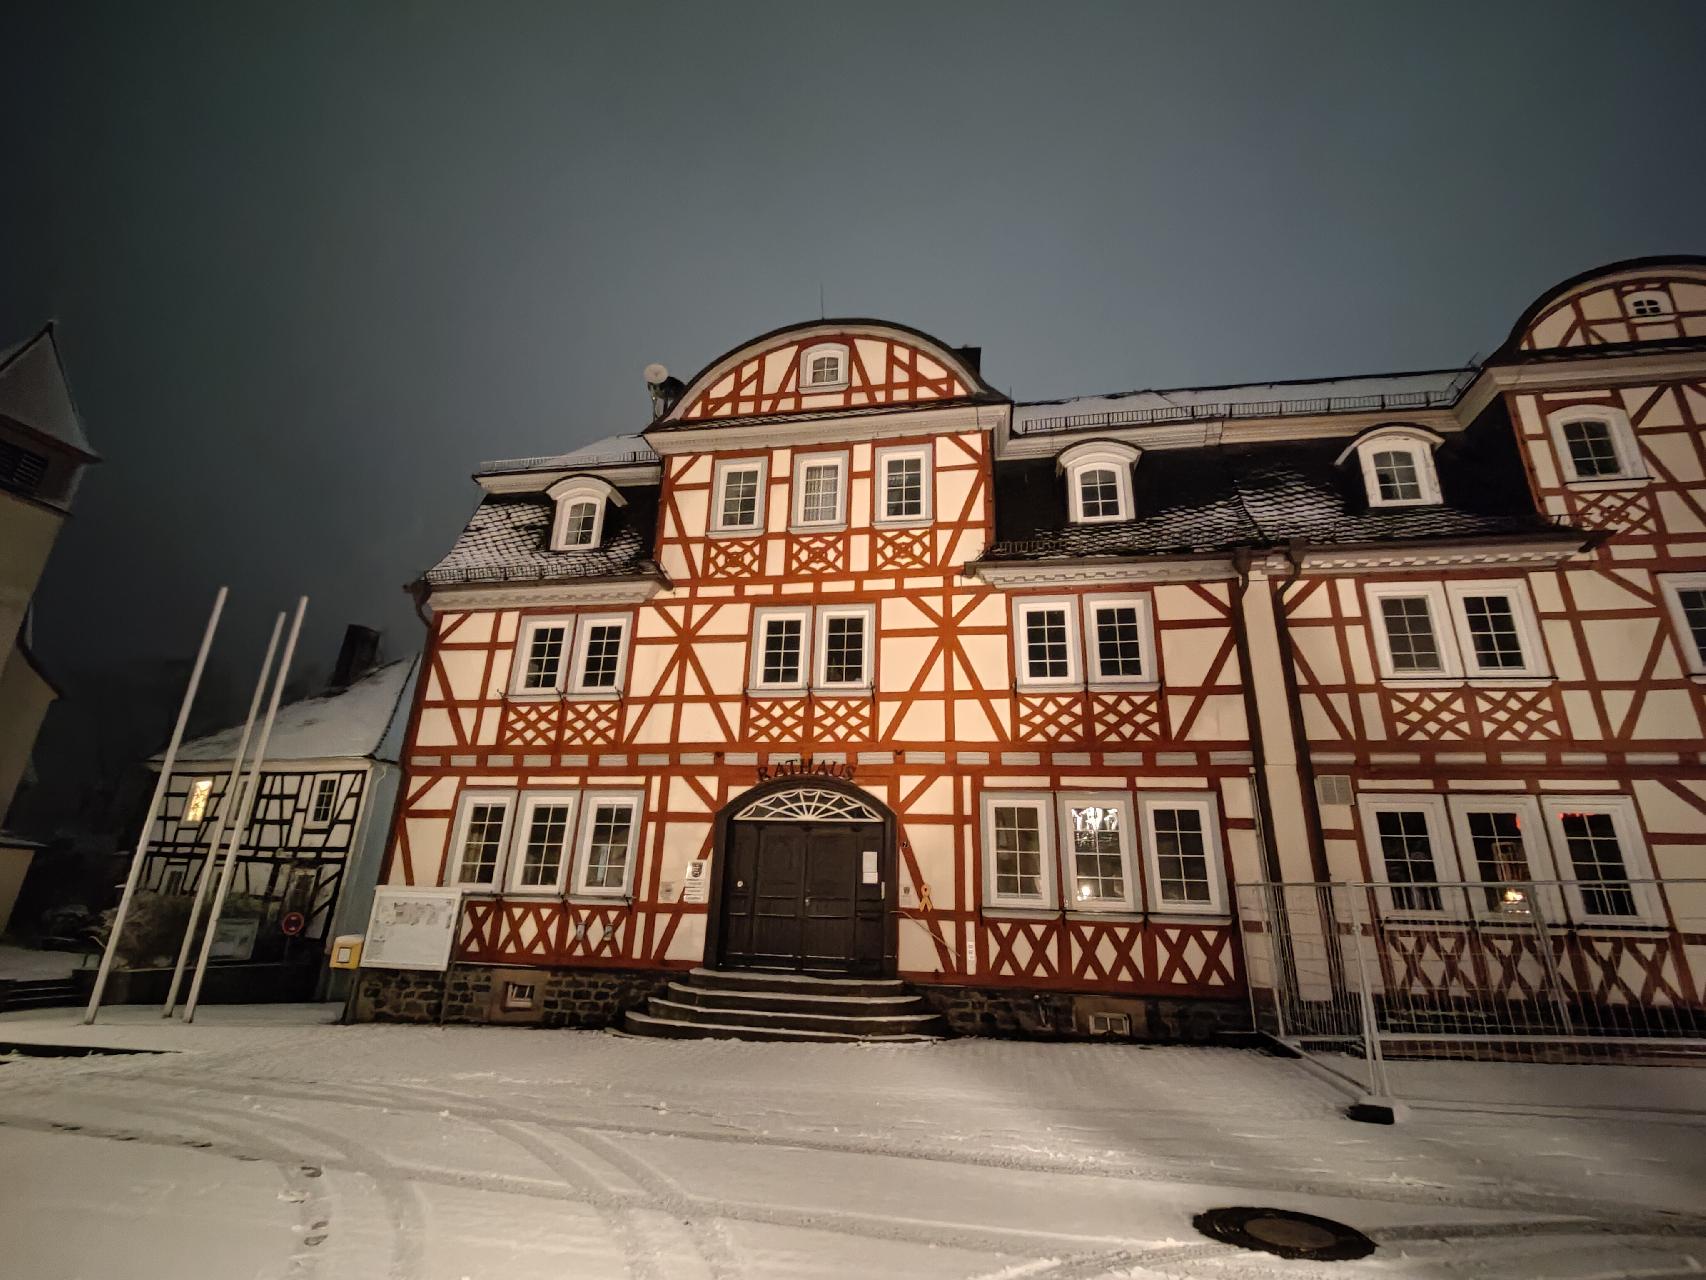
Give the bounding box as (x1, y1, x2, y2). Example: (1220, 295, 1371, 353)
(682, 859, 711, 904)
(862, 850, 879, 884)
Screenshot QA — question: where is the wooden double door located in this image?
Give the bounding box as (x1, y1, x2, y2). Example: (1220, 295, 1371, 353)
(718, 819, 888, 975)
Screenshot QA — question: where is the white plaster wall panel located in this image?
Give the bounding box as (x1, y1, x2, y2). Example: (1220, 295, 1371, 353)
(958, 592, 1009, 634)
(1185, 694, 1247, 741)
(1570, 570, 1652, 614)
(658, 544, 692, 581)
(1286, 587, 1334, 620)
(904, 823, 957, 906)
(1543, 620, 1584, 681)
(680, 702, 738, 744)
(1633, 779, 1704, 838)
(414, 708, 458, 747)
(761, 350, 787, 395)
(937, 467, 975, 523)
(1346, 625, 1376, 685)
(1609, 543, 1657, 562)
(854, 339, 887, 381)
(881, 634, 942, 692)
(678, 455, 712, 486)
(882, 697, 947, 743)
(1528, 571, 1565, 615)
(405, 816, 450, 886)
(1323, 836, 1363, 882)
(849, 535, 870, 574)
(1333, 578, 1361, 617)
(455, 612, 495, 645)
(1627, 385, 1683, 427)
(436, 611, 465, 638)
(660, 818, 711, 869)
(1300, 695, 1339, 742)
(675, 488, 710, 540)
(438, 650, 487, 702)
(667, 776, 714, 815)
(1633, 689, 1698, 740)
(1657, 491, 1706, 536)
(666, 912, 707, 963)
(1358, 692, 1386, 739)
(1646, 429, 1703, 482)
(494, 611, 519, 644)
(697, 601, 752, 638)
(898, 920, 942, 976)
(1292, 627, 1345, 685)
(901, 774, 955, 816)
(1582, 617, 1659, 680)
(951, 694, 1005, 740)
(1160, 628, 1229, 686)
(1562, 689, 1603, 739)
(474, 706, 500, 745)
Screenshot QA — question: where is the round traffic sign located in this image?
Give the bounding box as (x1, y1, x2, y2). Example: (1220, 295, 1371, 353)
(280, 910, 307, 937)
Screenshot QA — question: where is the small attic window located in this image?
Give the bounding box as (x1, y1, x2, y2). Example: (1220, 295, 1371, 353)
(1057, 441, 1140, 525)
(545, 475, 626, 552)
(1335, 426, 1444, 509)
(1625, 290, 1671, 319)
(800, 343, 849, 391)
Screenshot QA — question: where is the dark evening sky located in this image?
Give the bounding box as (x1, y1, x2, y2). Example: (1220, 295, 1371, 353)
(5, 0, 1705, 692)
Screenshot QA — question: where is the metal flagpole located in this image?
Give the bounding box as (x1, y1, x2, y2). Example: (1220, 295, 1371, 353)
(184, 596, 307, 1023)
(85, 586, 229, 1024)
(162, 611, 285, 1017)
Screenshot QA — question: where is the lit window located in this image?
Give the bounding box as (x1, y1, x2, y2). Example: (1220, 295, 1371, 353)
(575, 795, 641, 895)
(453, 796, 513, 886)
(183, 778, 213, 825)
(1379, 596, 1443, 673)
(1464, 810, 1529, 912)
(1447, 796, 1559, 919)
(310, 777, 338, 823)
(1371, 450, 1423, 502)
(510, 797, 575, 891)
(988, 800, 1049, 903)
(712, 460, 764, 533)
(514, 619, 572, 693)
(1063, 799, 1132, 907)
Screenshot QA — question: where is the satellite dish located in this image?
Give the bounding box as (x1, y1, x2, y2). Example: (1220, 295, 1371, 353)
(643, 362, 669, 387)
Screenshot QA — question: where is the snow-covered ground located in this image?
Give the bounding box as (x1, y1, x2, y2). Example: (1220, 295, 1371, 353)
(0, 943, 91, 981)
(1, 1005, 1703, 1279)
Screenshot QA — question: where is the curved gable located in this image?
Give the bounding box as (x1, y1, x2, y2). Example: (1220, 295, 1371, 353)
(662, 320, 998, 425)
(1505, 257, 1706, 354)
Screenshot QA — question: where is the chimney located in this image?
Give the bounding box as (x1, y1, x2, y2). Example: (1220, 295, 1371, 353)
(328, 624, 381, 690)
(955, 345, 983, 375)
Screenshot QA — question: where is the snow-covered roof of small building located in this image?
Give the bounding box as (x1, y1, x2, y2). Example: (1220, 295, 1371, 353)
(477, 435, 659, 477)
(159, 657, 418, 766)
(1012, 368, 1474, 437)
(0, 326, 98, 460)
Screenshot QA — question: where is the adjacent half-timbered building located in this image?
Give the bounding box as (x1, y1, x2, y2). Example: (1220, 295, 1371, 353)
(358, 257, 1706, 1039)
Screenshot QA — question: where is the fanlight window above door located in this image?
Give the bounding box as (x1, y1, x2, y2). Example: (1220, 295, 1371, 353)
(735, 787, 882, 823)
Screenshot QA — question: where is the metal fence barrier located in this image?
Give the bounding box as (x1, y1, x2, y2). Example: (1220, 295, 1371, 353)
(1238, 879, 1706, 1114)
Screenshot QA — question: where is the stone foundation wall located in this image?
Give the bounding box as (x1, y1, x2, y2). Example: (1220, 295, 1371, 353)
(352, 964, 675, 1028)
(914, 984, 1250, 1042)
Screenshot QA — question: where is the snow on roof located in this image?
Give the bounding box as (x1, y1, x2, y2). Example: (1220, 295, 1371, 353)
(477, 434, 659, 477)
(161, 657, 418, 766)
(1012, 368, 1475, 436)
(0, 326, 98, 458)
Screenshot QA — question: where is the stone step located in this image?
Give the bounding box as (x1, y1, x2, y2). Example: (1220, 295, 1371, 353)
(645, 996, 947, 1038)
(686, 967, 907, 999)
(663, 980, 926, 1018)
(622, 1010, 939, 1044)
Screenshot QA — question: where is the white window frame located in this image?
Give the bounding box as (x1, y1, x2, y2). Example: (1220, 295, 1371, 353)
(814, 604, 875, 693)
(1060, 443, 1138, 525)
(183, 777, 214, 826)
(1356, 793, 1462, 919)
(505, 791, 580, 894)
(1546, 404, 1646, 487)
(572, 790, 644, 898)
(1335, 426, 1443, 509)
(1364, 583, 1460, 681)
(1082, 594, 1158, 690)
(546, 476, 625, 551)
(511, 616, 577, 696)
(1541, 795, 1664, 926)
(309, 776, 339, 825)
(1658, 572, 1706, 676)
(1057, 791, 1138, 913)
(1444, 580, 1549, 680)
(980, 790, 1057, 910)
(567, 614, 631, 697)
(710, 456, 767, 535)
(749, 606, 813, 694)
(873, 444, 933, 525)
(447, 789, 518, 889)
(799, 342, 849, 392)
(1138, 792, 1228, 916)
(791, 452, 848, 530)
(1013, 597, 1083, 691)
(1445, 794, 1565, 922)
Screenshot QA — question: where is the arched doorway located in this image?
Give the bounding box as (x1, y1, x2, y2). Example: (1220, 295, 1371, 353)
(706, 777, 897, 977)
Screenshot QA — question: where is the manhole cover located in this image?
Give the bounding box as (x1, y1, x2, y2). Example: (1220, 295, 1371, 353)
(1194, 1207, 1375, 1261)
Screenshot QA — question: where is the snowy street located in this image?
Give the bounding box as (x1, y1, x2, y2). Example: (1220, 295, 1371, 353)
(1, 1007, 1703, 1279)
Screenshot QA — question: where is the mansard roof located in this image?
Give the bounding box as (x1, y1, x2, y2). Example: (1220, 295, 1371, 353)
(425, 484, 661, 587)
(982, 402, 1563, 564)
(1495, 255, 1706, 359)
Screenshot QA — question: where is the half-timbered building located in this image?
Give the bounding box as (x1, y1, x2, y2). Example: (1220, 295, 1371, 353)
(357, 257, 1706, 1040)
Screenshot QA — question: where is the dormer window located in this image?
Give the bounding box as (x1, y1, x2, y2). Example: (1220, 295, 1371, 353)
(800, 343, 849, 392)
(546, 475, 625, 551)
(1057, 441, 1140, 525)
(1546, 404, 1644, 486)
(1336, 425, 1443, 509)
(1625, 289, 1672, 319)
